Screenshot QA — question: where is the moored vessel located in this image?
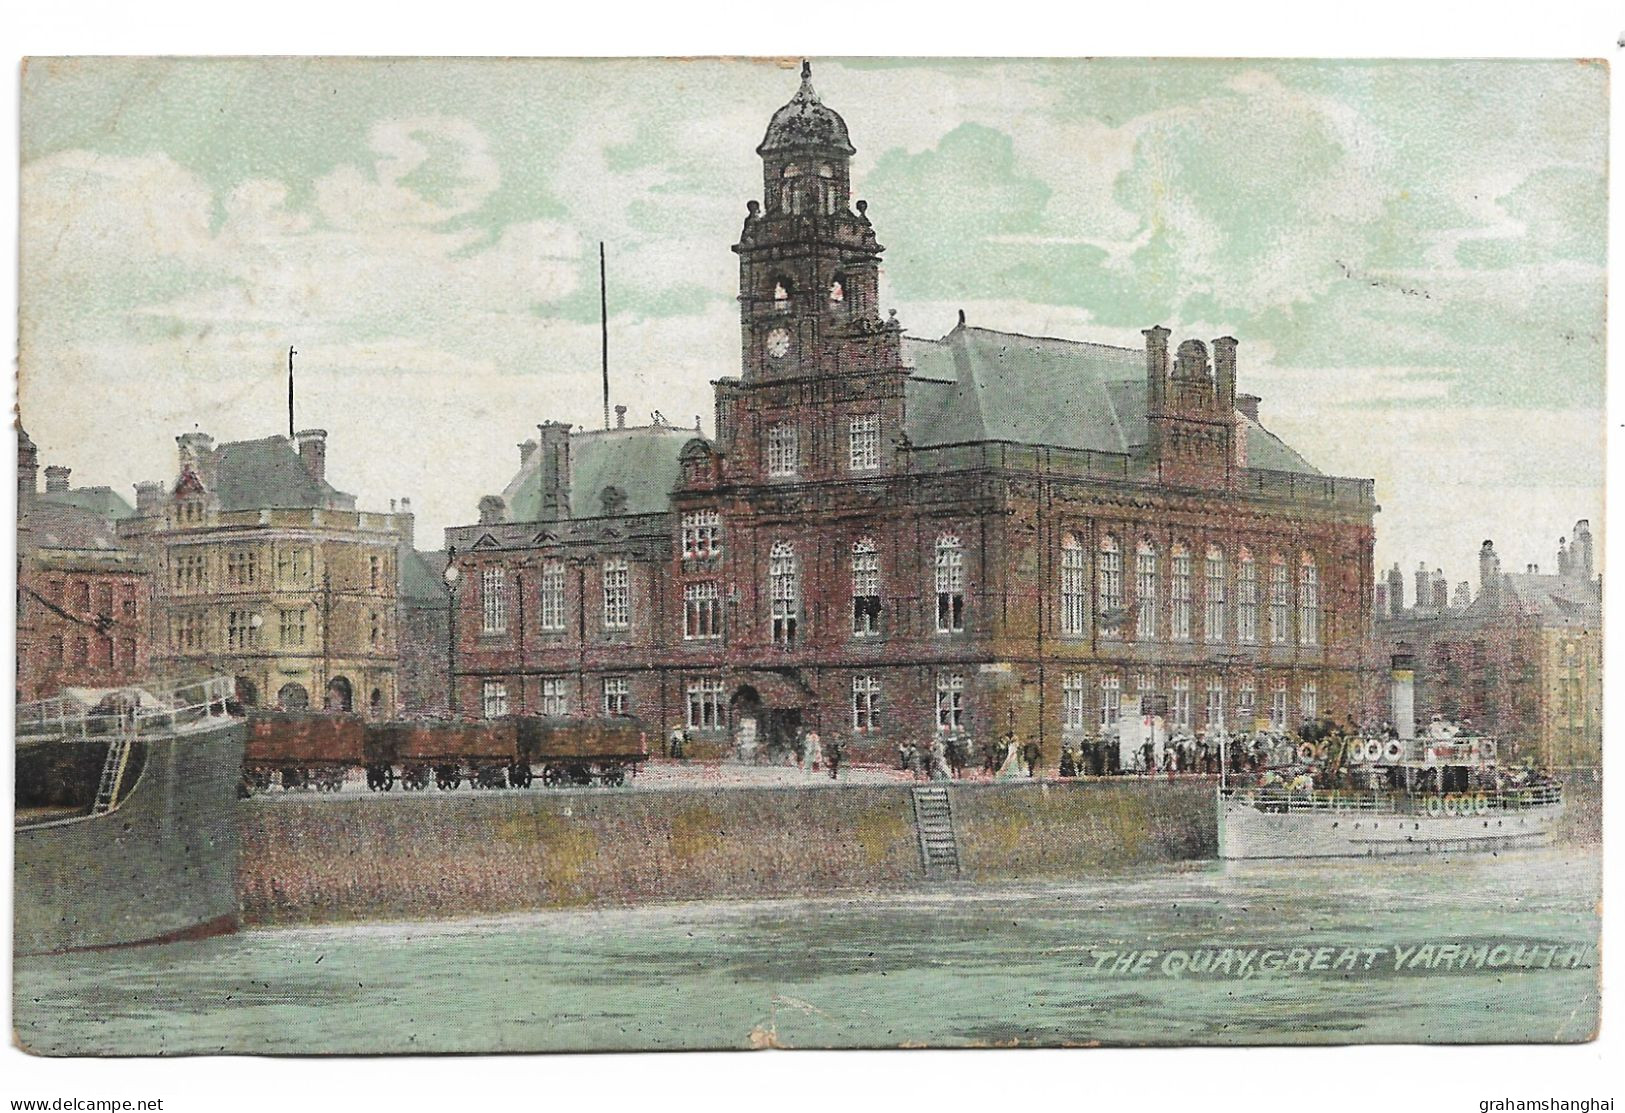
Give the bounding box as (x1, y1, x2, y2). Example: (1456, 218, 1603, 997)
(14, 676, 245, 956)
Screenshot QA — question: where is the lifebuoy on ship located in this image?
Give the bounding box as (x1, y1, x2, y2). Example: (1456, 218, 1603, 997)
(1426, 795, 1444, 817)
(1297, 742, 1316, 763)
(1474, 793, 1489, 816)
(1365, 740, 1383, 762)
(1383, 739, 1403, 763)
(1443, 794, 1459, 816)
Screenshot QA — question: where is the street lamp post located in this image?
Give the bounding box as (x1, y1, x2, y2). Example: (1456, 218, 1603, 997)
(443, 547, 460, 718)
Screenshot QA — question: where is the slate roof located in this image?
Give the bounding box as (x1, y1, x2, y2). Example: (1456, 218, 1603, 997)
(37, 486, 135, 521)
(501, 425, 697, 524)
(901, 325, 1321, 475)
(759, 62, 855, 156)
(400, 548, 450, 608)
(1496, 573, 1601, 623)
(19, 500, 128, 553)
(209, 436, 354, 512)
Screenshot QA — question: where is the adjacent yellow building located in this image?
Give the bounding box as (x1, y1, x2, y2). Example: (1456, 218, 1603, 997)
(120, 428, 409, 717)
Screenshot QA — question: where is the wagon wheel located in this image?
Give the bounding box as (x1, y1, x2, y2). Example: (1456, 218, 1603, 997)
(601, 764, 626, 787)
(509, 762, 533, 789)
(570, 763, 593, 786)
(543, 764, 565, 787)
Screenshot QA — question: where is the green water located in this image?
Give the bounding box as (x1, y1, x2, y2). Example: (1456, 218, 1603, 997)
(14, 847, 1599, 1054)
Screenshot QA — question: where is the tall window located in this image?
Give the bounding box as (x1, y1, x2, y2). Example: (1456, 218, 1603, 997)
(1269, 555, 1290, 644)
(1060, 533, 1087, 636)
(1269, 682, 1288, 729)
(541, 677, 569, 717)
(1100, 675, 1122, 729)
(687, 679, 726, 730)
(602, 559, 630, 629)
(227, 610, 259, 652)
(935, 534, 965, 633)
(852, 675, 881, 733)
(174, 553, 209, 593)
(778, 167, 801, 216)
(1237, 677, 1256, 726)
(681, 510, 722, 559)
(277, 547, 310, 587)
(226, 549, 259, 587)
(481, 567, 508, 634)
(1300, 680, 1318, 723)
(1170, 675, 1192, 730)
(482, 681, 508, 719)
(1237, 549, 1258, 643)
(848, 414, 880, 471)
(279, 608, 307, 647)
(767, 422, 798, 477)
(539, 561, 566, 631)
(770, 542, 799, 646)
(1204, 545, 1226, 643)
(1099, 534, 1122, 637)
(369, 554, 382, 591)
(602, 677, 630, 716)
(370, 610, 385, 648)
(1299, 556, 1320, 645)
(936, 674, 965, 732)
(1062, 673, 1087, 732)
(851, 538, 881, 636)
(1205, 678, 1225, 729)
(1135, 541, 1159, 640)
(684, 581, 722, 640)
(1170, 544, 1192, 641)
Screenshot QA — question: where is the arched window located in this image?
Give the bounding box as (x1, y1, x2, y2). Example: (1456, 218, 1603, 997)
(935, 534, 965, 633)
(779, 164, 802, 214)
(771, 278, 793, 311)
(817, 163, 837, 215)
(828, 274, 846, 305)
(851, 538, 881, 636)
(1299, 554, 1320, 645)
(1236, 547, 1258, 643)
(770, 542, 799, 646)
(1269, 554, 1290, 644)
(1135, 540, 1159, 640)
(1098, 534, 1122, 636)
(1170, 543, 1192, 641)
(1204, 545, 1227, 643)
(1060, 532, 1087, 636)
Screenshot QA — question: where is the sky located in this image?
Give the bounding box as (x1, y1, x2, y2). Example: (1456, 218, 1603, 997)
(18, 57, 1606, 590)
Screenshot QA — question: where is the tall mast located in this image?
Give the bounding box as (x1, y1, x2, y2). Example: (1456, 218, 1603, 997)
(287, 346, 296, 438)
(600, 242, 610, 430)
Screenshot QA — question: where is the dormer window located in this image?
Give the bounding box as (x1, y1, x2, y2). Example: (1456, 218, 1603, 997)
(772, 279, 793, 312)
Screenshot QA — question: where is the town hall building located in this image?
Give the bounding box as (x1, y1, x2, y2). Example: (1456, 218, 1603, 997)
(445, 63, 1379, 764)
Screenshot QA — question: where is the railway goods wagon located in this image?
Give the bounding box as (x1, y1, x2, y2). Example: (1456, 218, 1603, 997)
(366, 720, 523, 791)
(518, 717, 649, 787)
(242, 712, 367, 794)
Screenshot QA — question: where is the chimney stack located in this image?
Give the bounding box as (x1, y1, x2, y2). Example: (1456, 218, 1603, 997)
(1386, 562, 1404, 617)
(17, 427, 38, 509)
(396, 495, 415, 549)
(518, 439, 537, 466)
(477, 495, 507, 526)
(1213, 336, 1238, 413)
(1431, 571, 1448, 611)
(537, 421, 573, 520)
(1572, 520, 1594, 579)
(1374, 582, 1388, 615)
(44, 465, 71, 493)
(176, 431, 216, 485)
(134, 480, 164, 518)
(295, 428, 328, 485)
(1415, 562, 1429, 612)
(614, 404, 628, 430)
(1235, 393, 1261, 422)
(1143, 326, 1171, 410)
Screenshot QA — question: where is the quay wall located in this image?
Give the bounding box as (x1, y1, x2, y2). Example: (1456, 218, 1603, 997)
(238, 778, 1218, 926)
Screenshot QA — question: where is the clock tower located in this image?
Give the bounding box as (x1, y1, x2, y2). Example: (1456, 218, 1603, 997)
(731, 61, 896, 383)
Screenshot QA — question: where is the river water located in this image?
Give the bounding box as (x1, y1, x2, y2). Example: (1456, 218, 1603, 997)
(14, 847, 1598, 1054)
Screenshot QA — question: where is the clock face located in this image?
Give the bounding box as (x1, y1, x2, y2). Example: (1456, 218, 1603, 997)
(766, 328, 791, 359)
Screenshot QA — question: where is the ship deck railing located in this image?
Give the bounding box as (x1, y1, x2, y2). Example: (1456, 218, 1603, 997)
(1220, 784, 1563, 814)
(14, 675, 237, 743)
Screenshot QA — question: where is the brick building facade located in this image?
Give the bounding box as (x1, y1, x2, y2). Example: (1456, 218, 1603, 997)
(445, 64, 1379, 763)
(1376, 524, 1601, 769)
(16, 426, 152, 700)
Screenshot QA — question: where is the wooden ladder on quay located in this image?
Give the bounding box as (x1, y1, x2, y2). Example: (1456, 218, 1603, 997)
(912, 784, 962, 880)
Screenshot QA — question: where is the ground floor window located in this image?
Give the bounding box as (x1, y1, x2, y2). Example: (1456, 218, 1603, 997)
(1100, 675, 1121, 729)
(1170, 675, 1192, 731)
(1236, 678, 1256, 727)
(1062, 673, 1087, 732)
(852, 674, 881, 732)
(1300, 680, 1318, 723)
(603, 676, 630, 716)
(482, 680, 508, 719)
(936, 674, 965, 732)
(686, 678, 726, 730)
(541, 677, 569, 717)
(1270, 683, 1288, 730)
(1205, 678, 1225, 729)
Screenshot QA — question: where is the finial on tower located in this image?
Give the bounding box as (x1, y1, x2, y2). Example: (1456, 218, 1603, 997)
(801, 59, 812, 82)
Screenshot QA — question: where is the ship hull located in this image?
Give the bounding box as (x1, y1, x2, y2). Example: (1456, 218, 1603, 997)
(14, 720, 246, 956)
(1218, 795, 1563, 860)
